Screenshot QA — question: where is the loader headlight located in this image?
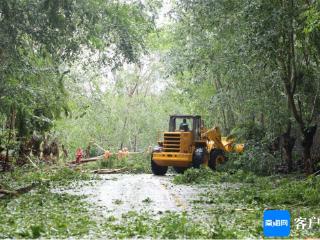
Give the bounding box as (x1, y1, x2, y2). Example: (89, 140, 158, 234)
(153, 146, 162, 152)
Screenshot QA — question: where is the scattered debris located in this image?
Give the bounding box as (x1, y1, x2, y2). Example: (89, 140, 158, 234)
(234, 208, 255, 211)
(113, 199, 123, 205)
(26, 156, 40, 169)
(92, 168, 127, 174)
(142, 197, 153, 203)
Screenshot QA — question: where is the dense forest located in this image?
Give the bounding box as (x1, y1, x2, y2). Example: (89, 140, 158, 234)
(1, 0, 320, 174)
(1, 0, 320, 239)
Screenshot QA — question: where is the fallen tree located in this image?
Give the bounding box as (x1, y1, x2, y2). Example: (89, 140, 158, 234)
(0, 183, 39, 198)
(67, 155, 104, 165)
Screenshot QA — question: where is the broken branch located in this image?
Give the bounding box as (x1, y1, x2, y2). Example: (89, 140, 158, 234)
(92, 167, 127, 174)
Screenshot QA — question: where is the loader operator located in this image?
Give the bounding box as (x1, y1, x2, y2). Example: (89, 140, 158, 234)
(179, 118, 189, 131)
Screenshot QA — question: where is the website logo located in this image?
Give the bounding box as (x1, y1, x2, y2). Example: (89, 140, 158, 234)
(263, 210, 290, 237)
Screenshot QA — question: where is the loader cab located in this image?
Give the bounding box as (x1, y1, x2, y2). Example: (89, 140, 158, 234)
(169, 115, 202, 140)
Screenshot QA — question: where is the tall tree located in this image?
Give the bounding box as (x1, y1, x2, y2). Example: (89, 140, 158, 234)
(0, 0, 154, 168)
(244, 0, 320, 173)
(166, 0, 320, 173)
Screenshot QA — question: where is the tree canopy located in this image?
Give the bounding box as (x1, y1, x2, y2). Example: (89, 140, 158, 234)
(0, 0, 319, 173)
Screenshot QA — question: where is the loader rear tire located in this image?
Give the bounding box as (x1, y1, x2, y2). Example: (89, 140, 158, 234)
(173, 166, 188, 174)
(151, 159, 168, 175)
(209, 149, 225, 170)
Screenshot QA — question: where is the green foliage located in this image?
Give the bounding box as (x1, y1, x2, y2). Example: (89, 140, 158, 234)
(119, 154, 151, 173)
(1, 164, 319, 238)
(153, 212, 209, 238)
(180, 171, 320, 238)
(98, 154, 151, 173)
(112, 199, 123, 205)
(304, 2, 320, 34)
(210, 174, 320, 208)
(164, 0, 320, 173)
(174, 167, 320, 207)
(1, 166, 226, 239)
(98, 155, 117, 169)
(173, 167, 213, 184)
(231, 122, 265, 141)
(82, 153, 151, 173)
(177, 168, 320, 208)
(54, 58, 186, 155)
(261, 176, 320, 206)
(0, 192, 95, 238)
(0, 0, 156, 165)
(0, 165, 94, 190)
(142, 197, 152, 203)
(174, 167, 257, 185)
(103, 211, 212, 239)
(221, 144, 280, 176)
(0, 166, 97, 238)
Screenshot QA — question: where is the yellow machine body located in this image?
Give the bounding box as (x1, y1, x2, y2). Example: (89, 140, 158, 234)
(152, 115, 244, 170)
(152, 132, 194, 167)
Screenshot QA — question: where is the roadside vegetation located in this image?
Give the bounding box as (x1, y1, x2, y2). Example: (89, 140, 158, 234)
(93, 154, 151, 174)
(0, 166, 96, 238)
(0, 164, 228, 239)
(173, 166, 320, 238)
(1, 148, 319, 239)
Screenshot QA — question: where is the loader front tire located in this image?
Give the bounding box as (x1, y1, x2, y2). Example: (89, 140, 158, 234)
(173, 166, 188, 174)
(209, 149, 225, 170)
(192, 148, 205, 168)
(151, 159, 168, 175)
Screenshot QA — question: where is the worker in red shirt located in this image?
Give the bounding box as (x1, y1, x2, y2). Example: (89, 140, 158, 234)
(75, 147, 83, 164)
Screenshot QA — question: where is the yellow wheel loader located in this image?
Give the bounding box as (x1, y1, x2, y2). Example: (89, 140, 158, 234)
(151, 115, 244, 175)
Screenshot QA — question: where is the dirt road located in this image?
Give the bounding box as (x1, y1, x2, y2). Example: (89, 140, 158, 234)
(62, 174, 201, 216)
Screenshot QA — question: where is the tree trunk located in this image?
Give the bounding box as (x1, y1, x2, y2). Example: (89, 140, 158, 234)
(119, 116, 128, 150)
(17, 140, 31, 166)
(301, 125, 317, 174)
(281, 122, 295, 172)
(31, 134, 42, 158)
(42, 138, 51, 162)
(62, 144, 68, 158)
(4, 108, 16, 171)
(50, 140, 59, 162)
(134, 135, 137, 152)
(260, 112, 265, 129)
(220, 107, 228, 133)
(213, 77, 229, 132)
